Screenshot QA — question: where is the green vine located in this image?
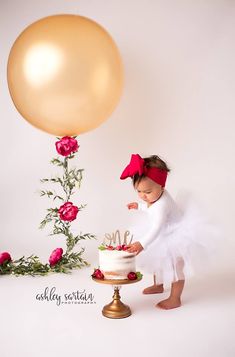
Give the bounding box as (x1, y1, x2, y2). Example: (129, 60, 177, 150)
(0, 136, 95, 276)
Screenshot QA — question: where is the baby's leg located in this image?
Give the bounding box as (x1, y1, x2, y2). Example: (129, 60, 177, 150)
(143, 274, 164, 294)
(157, 280, 184, 309)
(157, 259, 185, 309)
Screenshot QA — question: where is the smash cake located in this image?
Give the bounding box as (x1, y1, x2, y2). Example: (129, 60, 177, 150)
(92, 230, 142, 281)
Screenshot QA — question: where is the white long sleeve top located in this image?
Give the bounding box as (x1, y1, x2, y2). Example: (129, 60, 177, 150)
(137, 190, 181, 250)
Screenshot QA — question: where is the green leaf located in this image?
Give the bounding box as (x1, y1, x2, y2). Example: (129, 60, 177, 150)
(51, 157, 64, 166)
(136, 271, 143, 279)
(53, 195, 64, 201)
(39, 190, 54, 198)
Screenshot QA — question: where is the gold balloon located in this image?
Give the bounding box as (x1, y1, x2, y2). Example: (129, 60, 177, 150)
(7, 15, 124, 136)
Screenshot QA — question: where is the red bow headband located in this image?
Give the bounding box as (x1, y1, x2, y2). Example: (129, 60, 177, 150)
(120, 154, 167, 187)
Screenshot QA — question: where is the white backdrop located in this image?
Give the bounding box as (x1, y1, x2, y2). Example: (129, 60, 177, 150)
(1, 1, 235, 357)
(1, 0, 234, 267)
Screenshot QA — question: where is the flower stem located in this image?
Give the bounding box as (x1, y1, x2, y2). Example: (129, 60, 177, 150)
(64, 157, 70, 202)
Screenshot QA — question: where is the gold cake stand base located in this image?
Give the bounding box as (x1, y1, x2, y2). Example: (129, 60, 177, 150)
(102, 286, 131, 319)
(92, 277, 142, 319)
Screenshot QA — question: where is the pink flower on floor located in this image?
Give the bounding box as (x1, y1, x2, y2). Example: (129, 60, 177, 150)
(49, 248, 63, 267)
(0, 252, 12, 265)
(55, 136, 79, 157)
(58, 202, 79, 221)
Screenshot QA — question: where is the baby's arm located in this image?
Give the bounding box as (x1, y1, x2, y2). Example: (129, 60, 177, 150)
(139, 200, 169, 249)
(127, 201, 168, 254)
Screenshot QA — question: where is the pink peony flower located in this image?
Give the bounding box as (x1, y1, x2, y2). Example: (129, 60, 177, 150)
(0, 252, 12, 265)
(58, 202, 79, 222)
(55, 136, 79, 157)
(49, 248, 63, 267)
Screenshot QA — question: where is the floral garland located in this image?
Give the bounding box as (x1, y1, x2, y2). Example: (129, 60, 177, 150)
(0, 136, 95, 276)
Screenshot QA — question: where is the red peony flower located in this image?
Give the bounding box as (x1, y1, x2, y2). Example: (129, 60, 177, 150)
(55, 136, 79, 157)
(92, 269, 104, 279)
(0, 252, 12, 265)
(58, 202, 79, 221)
(49, 248, 63, 267)
(127, 272, 137, 280)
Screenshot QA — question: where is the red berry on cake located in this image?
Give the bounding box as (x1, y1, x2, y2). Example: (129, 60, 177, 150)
(106, 245, 115, 250)
(116, 245, 122, 250)
(127, 272, 137, 280)
(122, 245, 128, 251)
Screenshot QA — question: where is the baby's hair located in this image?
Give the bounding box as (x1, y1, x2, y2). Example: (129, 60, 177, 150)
(133, 155, 170, 186)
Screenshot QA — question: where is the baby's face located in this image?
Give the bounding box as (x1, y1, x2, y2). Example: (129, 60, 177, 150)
(135, 177, 163, 205)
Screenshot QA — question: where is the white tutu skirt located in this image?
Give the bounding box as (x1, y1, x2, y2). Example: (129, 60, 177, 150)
(130, 194, 219, 287)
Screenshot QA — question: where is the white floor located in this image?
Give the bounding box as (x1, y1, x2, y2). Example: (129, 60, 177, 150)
(1, 264, 235, 357)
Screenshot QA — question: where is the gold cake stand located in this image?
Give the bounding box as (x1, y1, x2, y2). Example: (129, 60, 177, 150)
(92, 276, 142, 319)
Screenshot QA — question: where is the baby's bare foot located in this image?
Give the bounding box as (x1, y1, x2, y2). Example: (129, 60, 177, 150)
(143, 284, 164, 294)
(156, 297, 181, 310)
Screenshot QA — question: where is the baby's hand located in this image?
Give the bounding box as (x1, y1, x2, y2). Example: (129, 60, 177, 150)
(127, 202, 138, 210)
(126, 241, 143, 255)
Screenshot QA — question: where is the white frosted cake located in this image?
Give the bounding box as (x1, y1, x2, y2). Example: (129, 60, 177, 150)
(99, 249, 136, 280)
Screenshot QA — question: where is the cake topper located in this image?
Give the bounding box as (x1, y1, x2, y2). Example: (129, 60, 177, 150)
(103, 229, 133, 246)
